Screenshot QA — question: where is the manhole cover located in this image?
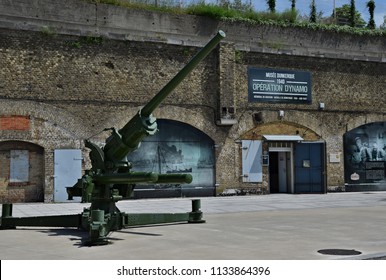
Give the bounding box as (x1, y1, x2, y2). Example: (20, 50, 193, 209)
(317, 249, 362, 256)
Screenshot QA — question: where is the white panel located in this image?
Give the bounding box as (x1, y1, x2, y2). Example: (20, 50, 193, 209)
(54, 149, 82, 202)
(10, 150, 29, 182)
(241, 140, 262, 182)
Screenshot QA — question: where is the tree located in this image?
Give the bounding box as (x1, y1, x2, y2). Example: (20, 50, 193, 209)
(309, 0, 316, 23)
(349, 0, 356, 27)
(218, 0, 231, 9)
(335, 4, 366, 27)
(381, 15, 386, 30)
(290, 0, 296, 11)
(231, 0, 253, 12)
(218, 0, 252, 12)
(366, 0, 376, 29)
(267, 0, 275, 13)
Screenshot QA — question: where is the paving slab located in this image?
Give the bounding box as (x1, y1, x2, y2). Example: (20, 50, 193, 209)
(1, 192, 386, 260)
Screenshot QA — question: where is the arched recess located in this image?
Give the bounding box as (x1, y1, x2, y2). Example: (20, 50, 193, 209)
(151, 105, 224, 144)
(127, 119, 216, 198)
(0, 141, 44, 203)
(343, 121, 386, 191)
(240, 121, 326, 194)
(1, 100, 89, 202)
(240, 121, 322, 141)
(0, 100, 92, 141)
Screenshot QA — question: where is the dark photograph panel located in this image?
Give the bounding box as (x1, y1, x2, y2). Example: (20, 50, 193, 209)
(344, 122, 386, 191)
(127, 119, 215, 198)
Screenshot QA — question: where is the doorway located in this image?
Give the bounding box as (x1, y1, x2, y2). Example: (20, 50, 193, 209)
(269, 148, 293, 193)
(294, 142, 326, 193)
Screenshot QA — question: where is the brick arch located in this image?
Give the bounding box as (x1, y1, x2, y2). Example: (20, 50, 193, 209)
(0, 101, 92, 203)
(108, 105, 226, 144)
(153, 105, 225, 143)
(240, 121, 322, 141)
(0, 99, 91, 143)
(345, 115, 386, 133)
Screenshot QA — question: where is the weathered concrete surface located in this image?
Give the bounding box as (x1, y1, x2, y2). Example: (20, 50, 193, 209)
(1, 192, 386, 260)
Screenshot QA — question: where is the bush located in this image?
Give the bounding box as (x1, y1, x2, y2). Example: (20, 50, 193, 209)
(87, 1, 386, 37)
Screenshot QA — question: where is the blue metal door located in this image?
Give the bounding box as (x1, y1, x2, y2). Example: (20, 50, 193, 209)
(294, 142, 325, 193)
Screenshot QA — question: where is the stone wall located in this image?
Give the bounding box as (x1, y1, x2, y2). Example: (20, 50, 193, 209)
(0, 140, 44, 202)
(0, 0, 385, 62)
(0, 28, 227, 201)
(232, 51, 386, 190)
(0, 0, 385, 200)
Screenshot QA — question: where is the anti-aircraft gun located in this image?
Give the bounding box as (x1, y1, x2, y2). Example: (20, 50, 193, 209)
(0, 30, 226, 245)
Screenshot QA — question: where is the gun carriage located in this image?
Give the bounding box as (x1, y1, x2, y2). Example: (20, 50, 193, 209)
(0, 31, 226, 245)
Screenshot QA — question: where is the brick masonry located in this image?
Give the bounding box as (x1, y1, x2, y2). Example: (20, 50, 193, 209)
(0, 115, 30, 130)
(0, 2, 385, 201)
(0, 141, 44, 202)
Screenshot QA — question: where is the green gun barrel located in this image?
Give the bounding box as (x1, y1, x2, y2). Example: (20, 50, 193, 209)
(94, 172, 159, 184)
(157, 173, 193, 184)
(141, 30, 226, 117)
(93, 172, 193, 184)
(103, 31, 226, 163)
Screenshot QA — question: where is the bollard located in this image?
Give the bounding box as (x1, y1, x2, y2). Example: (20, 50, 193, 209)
(188, 199, 205, 223)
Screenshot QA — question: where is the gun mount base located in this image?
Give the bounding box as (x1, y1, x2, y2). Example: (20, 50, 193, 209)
(0, 199, 205, 246)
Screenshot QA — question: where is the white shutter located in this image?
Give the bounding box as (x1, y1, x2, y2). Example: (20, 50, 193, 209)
(54, 149, 82, 202)
(241, 140, 262, 182)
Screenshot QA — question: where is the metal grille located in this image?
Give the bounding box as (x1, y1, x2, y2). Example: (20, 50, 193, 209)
(268, 142, 292, 148)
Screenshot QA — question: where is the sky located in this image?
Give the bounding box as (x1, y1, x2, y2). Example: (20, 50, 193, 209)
(191, 0, 386, 27)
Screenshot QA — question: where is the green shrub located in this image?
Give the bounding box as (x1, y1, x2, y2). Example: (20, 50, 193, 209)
(83, 1, 386, 37)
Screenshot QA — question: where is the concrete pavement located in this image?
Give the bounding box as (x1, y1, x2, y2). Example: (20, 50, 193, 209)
(1, 192, 386, 260)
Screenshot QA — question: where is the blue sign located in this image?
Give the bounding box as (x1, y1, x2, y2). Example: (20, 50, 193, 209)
(248, 68, 312, 104)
